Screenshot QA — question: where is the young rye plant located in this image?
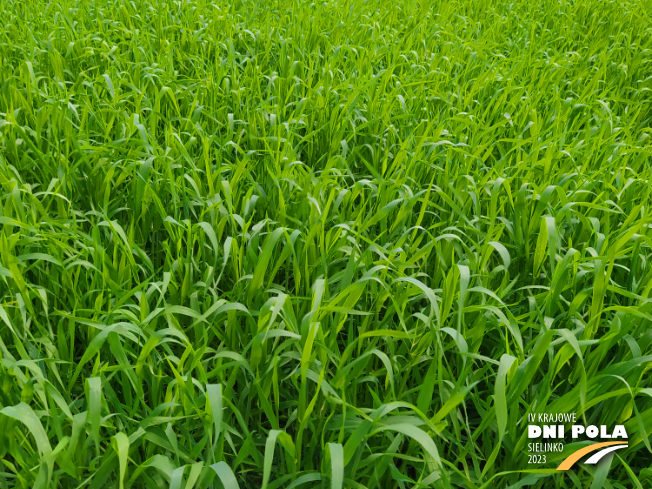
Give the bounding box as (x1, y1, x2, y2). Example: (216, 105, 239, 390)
(0, 0, 651, 487)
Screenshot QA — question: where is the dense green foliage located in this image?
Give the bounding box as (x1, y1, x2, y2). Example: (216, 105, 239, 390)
(0, 0, 651, 487)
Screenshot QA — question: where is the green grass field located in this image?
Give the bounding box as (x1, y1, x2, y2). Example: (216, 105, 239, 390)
(0, 0, 651, 487)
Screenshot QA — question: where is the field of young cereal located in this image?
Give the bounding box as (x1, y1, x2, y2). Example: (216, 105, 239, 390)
(0, 0, 651, 487)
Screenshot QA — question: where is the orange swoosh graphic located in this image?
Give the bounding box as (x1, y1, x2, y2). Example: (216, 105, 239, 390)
(556, 441, 627, 470)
